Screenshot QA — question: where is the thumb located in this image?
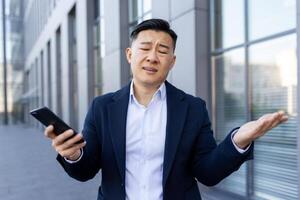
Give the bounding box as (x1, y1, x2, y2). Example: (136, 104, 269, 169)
(44, 125, 56, 139)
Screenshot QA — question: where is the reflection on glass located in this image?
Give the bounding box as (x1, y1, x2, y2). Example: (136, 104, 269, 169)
(213, 0, 244, 49)
(142, 12, 152, 21)
(249, 0, 296, 40)
(129, 0, 152, 26)
(129, 0, 139, 22)
(213, 48, 247, 196)
(100, 0, 105, 58)
(91, 0, 105, 97)
(68, 7, 78, 130)
(143, 0, 151, 13)
(250, 35, 298, 200)
(0, 66, 3, 116)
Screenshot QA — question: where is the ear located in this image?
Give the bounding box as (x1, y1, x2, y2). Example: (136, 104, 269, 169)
(169, 55, 176, 70)
(125, 48, 132, 64)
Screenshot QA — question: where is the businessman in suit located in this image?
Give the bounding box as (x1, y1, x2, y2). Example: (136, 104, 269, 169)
(45, 19, 288, 200)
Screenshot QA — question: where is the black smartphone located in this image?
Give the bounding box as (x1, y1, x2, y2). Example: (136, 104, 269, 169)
(30, 106, 84, 143)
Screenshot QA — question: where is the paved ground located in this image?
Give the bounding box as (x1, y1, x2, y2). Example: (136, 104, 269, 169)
(0, 125, 99, 200)
(0, 124, 241, 200)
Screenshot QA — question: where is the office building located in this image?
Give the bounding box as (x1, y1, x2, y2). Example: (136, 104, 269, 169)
(2, 0, 298, 199)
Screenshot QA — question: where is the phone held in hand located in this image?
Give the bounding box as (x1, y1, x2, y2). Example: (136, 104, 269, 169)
(30, 106, 85, 143)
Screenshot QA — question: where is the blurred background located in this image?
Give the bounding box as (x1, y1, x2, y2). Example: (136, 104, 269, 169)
(0, 0, 299, 199)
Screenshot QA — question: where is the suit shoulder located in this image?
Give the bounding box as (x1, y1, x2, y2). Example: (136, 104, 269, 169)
(184, 93, 206, 107)
(91, 92, 115, 108)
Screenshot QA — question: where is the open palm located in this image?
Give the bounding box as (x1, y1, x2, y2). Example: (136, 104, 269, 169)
(233, 111, 288, 149)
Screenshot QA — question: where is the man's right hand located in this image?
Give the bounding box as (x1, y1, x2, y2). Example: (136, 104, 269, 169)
(44, 125, 86, 161)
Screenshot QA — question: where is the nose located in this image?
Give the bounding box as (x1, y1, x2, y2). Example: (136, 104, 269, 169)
(146, 49, 159, 64)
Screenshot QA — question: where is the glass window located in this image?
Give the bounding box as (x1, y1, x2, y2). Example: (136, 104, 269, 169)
(212, 0, 245, 49)
(250, 35, 298, 200)
(249, 0, 296, 40)
(68, 6, 78, 130)
(129, 0, 152, 29)
(143, 0, 151, 13)
(56, 27, 62, 117)
(47, 41, 52, 109)
(0, 66, 3, 115)
(93, 0, 102, 96)
(213, 48, 247, 196)
(40, 52, 44, 106)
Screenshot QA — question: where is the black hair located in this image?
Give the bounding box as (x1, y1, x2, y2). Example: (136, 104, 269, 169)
(130, 18, 177, 50)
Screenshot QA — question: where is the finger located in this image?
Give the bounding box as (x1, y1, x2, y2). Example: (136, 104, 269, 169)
(267, 111, 288, 131)
(59, 141, 86, 158)
(270, 115, 288, 128)
(56, 133, 84, 152)
(257, 114, 275, 133)
(53, 129, 74, 146)
(44, 125, 56, 139)
(280, 115, 288, 123)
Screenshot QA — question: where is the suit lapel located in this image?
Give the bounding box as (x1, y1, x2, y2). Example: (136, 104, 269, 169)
(106, 81, 188, 186)
(163, 82, 188, 186)
(107, 84, 130, 183)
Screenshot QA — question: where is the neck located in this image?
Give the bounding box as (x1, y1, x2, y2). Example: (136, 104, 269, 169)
(133, 81, 162, 106)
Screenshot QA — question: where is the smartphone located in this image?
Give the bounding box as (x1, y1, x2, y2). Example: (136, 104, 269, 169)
(30, 106, 84, 143)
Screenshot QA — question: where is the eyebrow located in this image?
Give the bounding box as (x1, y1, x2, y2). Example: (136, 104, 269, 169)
(140, 42, 170, 50)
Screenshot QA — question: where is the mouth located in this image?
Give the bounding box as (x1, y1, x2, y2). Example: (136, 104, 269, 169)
(142, 66, 158, 73)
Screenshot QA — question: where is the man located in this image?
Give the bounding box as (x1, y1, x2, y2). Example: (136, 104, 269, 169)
(45, 19, 288, 200)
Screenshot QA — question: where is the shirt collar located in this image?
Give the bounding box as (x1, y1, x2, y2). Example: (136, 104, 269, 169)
(129, 80, 166, 105)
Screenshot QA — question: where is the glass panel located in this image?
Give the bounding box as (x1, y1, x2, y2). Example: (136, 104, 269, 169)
(249, 0, 296, 40)
(93, 18, 102, 96)
(143, 12, 152, 21)
(213, 0, 245, 49)
(129, 0, 139, 23)
(68, 7, 78, 130)
(100, 17, 105, 58)
(250, 35, 298, 200)
(55, 27, 62, 117)
(143, 0, 151, 13)
(0, 65, 3, 114)
(213, 48, 247, 196)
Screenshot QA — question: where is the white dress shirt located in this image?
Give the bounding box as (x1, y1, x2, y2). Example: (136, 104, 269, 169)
(125, 81, 167, 200)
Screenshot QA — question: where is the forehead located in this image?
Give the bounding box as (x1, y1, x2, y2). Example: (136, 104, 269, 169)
(134, 30, 173, 45)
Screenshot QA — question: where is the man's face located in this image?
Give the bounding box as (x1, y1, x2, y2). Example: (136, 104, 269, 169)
(126, 30, 176, 88)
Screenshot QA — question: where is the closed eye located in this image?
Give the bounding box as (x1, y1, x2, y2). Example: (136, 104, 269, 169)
(158, 51, 168, 54)
(140, 48, 150, 51)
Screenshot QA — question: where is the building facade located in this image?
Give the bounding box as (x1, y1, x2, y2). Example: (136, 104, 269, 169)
(4, 0, 299, 199)
(0, 0, 24, 124)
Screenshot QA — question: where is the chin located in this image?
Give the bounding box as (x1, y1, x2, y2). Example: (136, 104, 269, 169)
(143, 80, 164, 87)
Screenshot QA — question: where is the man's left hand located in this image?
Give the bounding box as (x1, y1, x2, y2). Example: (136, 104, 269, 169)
(233, 111, 288, 149)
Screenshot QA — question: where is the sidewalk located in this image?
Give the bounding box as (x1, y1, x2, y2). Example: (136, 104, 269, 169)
(0, 125, 99, 200)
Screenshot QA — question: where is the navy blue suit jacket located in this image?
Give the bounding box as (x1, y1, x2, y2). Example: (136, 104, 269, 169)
(57, 81, 253, 200)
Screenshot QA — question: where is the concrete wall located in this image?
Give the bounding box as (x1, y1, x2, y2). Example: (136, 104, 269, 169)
(102, 0, 130, 93)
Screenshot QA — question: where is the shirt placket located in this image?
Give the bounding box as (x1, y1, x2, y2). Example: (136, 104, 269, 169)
(140, 107, 148, 200)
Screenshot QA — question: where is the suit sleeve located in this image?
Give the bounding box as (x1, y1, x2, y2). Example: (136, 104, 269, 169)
(191, 101, 253, 186)
(56, 98, 102, 182)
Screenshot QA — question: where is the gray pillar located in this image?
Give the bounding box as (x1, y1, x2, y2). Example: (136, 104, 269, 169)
(102, 0, 129, 93)
(195, 0, 211, 113)
(169, 0, 210, 111)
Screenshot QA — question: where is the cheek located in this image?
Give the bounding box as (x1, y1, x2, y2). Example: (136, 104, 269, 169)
(161, 60, 173, 72)
(131, 52, 145, 64)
